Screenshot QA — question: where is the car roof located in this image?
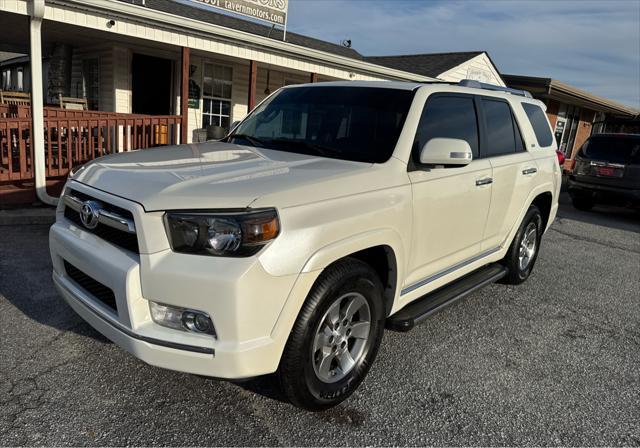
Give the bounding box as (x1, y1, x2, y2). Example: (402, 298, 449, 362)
(283, 80, 427, 91)
(283, 80, 538, 103)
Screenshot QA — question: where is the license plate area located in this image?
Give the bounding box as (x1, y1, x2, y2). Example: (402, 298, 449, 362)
(594, 166, 623, 178)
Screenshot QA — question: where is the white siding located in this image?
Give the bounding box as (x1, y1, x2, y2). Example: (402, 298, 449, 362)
(0, 0, 27, 14)
(113, 46, 131, 113)
(437, 53, 505, 86)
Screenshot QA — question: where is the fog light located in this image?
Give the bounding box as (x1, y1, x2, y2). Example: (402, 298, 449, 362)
(149, 301, 216, 337)
(182, 310, 215, 335)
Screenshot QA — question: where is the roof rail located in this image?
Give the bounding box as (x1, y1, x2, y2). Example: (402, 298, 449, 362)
(458, 79, 533, 98)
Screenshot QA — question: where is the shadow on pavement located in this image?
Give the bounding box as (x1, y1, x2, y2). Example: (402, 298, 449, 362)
(557, 192, 640, 234)
(228, 374, 290, 405)
(0, 224, 109, 343)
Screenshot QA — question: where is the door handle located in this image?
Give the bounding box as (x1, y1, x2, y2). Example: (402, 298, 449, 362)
(475, 177, 493, 186)
(522, 167, 537, 175)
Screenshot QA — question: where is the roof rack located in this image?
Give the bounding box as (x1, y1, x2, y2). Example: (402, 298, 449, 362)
(458, 79, 533, 98)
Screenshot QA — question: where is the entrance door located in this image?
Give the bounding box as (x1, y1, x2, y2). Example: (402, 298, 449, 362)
(132, 53, 172, 115)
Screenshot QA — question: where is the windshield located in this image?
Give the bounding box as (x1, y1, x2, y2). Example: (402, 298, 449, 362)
(579, 135, 640, 164)
(228, 86, 415, 163)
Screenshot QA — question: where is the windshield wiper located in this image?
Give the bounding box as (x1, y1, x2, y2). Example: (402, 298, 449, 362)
(227, 134, 266, 148)
(269, 139, 342, 158)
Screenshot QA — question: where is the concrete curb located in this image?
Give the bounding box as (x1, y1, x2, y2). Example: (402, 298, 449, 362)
(0, 207, 56, 226)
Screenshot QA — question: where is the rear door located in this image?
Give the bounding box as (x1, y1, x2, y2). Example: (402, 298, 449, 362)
(479, 97, 538, 250)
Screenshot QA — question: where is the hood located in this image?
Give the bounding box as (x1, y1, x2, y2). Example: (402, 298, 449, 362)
(71, 142, 382, 211)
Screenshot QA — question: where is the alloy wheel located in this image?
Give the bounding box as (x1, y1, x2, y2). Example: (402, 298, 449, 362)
(518, 222, 537, 271)
(311, 292, 371, 383)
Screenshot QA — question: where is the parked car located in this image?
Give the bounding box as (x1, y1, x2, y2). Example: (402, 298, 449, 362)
(50, 80, 561, 410)
(568, 134, 640, 210)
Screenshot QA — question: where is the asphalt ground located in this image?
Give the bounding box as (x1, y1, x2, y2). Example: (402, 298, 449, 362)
(1, 193, 639, 446)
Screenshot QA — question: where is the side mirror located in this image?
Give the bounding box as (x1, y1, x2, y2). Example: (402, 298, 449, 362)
(419, 138, 473, 167)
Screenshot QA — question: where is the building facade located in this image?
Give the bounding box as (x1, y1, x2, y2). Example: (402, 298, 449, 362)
(503, 75, 639, 170)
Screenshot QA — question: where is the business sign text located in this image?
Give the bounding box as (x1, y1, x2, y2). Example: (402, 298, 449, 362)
(189, 0, 288, 26)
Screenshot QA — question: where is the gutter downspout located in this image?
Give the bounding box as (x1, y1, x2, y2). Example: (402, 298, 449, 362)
(29, 0, 58, 206)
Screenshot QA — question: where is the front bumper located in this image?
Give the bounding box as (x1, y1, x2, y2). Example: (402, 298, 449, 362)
(49, 183, 311, 379)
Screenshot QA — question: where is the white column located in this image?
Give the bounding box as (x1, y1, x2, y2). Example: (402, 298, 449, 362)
(29, 0, 57, 205)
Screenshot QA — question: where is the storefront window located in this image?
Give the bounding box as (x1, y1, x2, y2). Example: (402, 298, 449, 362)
(202, 63, 232, 131)
(82, 58, 100, 111)
(561, 105, 581, 157)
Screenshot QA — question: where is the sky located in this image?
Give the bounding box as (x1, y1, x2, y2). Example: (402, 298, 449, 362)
(284, 0, 640, 108)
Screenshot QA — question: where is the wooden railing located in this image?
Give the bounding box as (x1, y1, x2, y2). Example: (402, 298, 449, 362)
(0, 107, 182, 183)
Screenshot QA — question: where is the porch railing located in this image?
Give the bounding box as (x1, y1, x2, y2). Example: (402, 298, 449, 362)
(0, 106, 182, 183)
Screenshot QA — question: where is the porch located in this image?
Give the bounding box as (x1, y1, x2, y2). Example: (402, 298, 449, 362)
(0, 104, 181, 202)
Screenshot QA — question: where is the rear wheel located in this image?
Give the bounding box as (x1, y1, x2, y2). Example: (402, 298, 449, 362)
(501, 205, 543, 285)
(571, 193, 596, 211)
(277, 258, 385, 411)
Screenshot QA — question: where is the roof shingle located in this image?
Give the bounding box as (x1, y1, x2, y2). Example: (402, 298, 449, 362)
(365, 52, 484, 78)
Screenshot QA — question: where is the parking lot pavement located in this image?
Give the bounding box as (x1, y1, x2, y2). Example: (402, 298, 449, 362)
(1, 197, 639, 447)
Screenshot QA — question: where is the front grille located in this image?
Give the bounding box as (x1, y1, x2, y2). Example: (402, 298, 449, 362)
(63, 189, 140, 254)
(64, 261, 118, 314)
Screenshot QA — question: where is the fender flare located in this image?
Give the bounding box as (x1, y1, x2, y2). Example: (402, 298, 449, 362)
(301, 227, 405, 275)
(503, 182, 555, 250)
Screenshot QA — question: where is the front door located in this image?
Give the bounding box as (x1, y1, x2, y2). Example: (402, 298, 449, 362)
(132, 53, 172, 115)
(406, 94, 493, 289)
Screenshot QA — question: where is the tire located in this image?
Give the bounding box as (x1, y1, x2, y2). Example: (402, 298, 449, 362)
(501, 205, 543, 285)
(277, 258, 385, 411)
(571, 194, 595, 211)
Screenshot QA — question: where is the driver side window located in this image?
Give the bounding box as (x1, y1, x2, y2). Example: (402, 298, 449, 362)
(413, 95, 479, 162)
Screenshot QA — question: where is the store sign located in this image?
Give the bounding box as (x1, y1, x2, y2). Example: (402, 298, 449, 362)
(466, 67, 492, 84)
(189, 0, 288, 26)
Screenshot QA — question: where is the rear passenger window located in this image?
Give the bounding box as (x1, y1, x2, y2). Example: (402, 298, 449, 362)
(413, 96, 479, 160)
(522, 103, 553, 147)
(482, 99, 518, 157)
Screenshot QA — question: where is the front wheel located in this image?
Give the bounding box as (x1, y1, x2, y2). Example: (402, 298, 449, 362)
(501, 205, 543, 285)
(277, 258, 385, 411)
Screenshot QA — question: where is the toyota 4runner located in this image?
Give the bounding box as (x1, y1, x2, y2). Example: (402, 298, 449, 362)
(50, 80, 561, 410)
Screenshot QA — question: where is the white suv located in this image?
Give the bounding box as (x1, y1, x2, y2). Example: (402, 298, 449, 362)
(50, 80, 561, 410)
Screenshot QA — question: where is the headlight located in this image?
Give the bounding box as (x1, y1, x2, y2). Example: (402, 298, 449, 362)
(164, 209, 280, 257)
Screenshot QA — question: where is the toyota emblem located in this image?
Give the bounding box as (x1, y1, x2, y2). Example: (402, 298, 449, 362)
(79, 200, 100, 229)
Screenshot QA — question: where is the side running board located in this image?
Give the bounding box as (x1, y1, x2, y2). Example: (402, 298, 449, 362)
(386, 263, 508, 332)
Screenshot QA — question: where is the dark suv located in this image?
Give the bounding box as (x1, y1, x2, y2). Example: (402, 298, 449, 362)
(568, 134, 640, 211)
